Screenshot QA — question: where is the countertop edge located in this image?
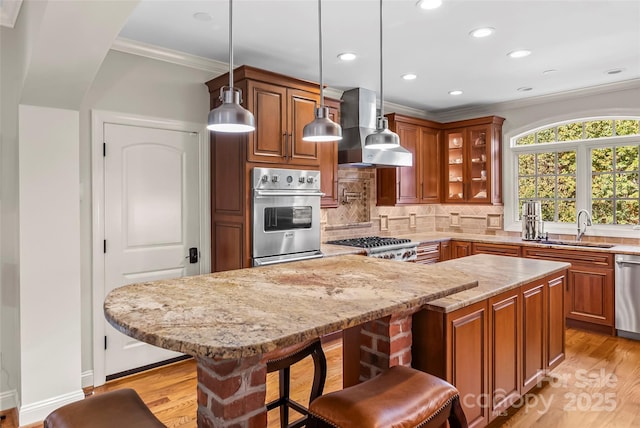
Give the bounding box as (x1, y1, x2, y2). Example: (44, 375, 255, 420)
(424, 259, 571, 313)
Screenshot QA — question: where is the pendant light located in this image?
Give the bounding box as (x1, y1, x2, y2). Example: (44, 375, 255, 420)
(302, 0, 342, 142)
(207, 0, 255, 133)
(365, 0, 400, 149)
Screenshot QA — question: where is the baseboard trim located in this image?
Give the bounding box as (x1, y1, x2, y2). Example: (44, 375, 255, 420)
(0, 389, 18, 411)
(81, 370, 94, 389)
(19, 389, 84, 426)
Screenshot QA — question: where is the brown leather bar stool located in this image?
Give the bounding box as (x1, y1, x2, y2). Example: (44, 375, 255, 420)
(44, 388, 165, 428)
(266, 339, 327, 428)
(308, 366, 468, 428)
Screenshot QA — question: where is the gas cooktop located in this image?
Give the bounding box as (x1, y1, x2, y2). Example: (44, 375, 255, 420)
(326, 236, 412, 248)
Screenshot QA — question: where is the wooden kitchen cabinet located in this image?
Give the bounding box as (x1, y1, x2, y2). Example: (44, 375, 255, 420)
(450, 240, 472, 259)
(245, 80, 320, 166)
(472, 242, 522, 257)
(318, 98, 340, 208)
(206, 66, 332, 271)
(521, 279, 546, 392)
(443, 116, 504, 205)
(376, 114, 442, 205)
(522, 247, 615, 335)
(547, 275, 566, 371)
(413, 271, 567, 428)
(413, 301, 489, 428)
(439, 241, 451, 261)
(488, 288, 521, 418)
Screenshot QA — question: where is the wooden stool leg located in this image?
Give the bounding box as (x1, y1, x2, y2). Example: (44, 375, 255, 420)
(309, 340, 327, 403)
(266, 339, 328, 428)
(279, 367, 290, 428)
(448, 396, 469, 428)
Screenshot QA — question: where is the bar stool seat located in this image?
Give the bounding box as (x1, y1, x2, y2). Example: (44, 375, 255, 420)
(266, 339, 327, 428)
(44, 388, 165, 428)
(308, 366, 468, 428)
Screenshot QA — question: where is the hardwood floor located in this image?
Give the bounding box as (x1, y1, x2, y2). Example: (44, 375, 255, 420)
(3, 329, 639, 428)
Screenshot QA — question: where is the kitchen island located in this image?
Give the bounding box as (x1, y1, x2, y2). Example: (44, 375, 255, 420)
(104, 255, 478, 427)
(105, 254, 568, 428)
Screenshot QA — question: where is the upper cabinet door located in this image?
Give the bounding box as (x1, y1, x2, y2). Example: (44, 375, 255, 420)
(287, 89, 320, 166)
(444, 129, 466, 203)
(246, 81, 288, 164)
(419, 126, 442, 203)
(376, 114, 441, 206)
(396, 121, 420, 204)
(467, 124, 492, 204)
(443, 116, 504, 205)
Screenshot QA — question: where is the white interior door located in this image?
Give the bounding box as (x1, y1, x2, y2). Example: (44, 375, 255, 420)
(103, 123, 200, 377)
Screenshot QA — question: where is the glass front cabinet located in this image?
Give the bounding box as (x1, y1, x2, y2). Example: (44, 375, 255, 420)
(443, 117, 504, 205)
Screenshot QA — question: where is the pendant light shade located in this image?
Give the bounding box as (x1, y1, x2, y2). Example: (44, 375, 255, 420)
(303, 106, 342, 142)
(302, 0, 342, 142)
(365, 117, 400, 149)
(207, 0, 255, 133)
(365, 0, 400, 149)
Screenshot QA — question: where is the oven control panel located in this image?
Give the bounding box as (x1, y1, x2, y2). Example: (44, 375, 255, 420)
(253, 167, 321, 191)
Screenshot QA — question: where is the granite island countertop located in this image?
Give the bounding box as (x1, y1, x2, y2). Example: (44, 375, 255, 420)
(424, 254, 570, 312)
(104, 255, 478, 360)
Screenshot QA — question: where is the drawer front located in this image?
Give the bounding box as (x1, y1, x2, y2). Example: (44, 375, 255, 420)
(472, 243, 522, 257)
(522, 247, 613, 268)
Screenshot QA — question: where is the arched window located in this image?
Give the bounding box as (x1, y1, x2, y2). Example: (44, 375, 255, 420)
(506, 117, 640, 234)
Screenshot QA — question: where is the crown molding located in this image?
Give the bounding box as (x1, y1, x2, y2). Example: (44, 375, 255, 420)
(385, 100, 437, 121)
(433, 78, 640, 123)
(111, 37, 229, 75)
(110, 38, 436, 119)
(110, 38, 638, 124)
(0, 0, 23, 28)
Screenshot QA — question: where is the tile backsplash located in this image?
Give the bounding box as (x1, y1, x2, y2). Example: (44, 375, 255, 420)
(321, 167, 501, 241)
(322, 167, 640, 246)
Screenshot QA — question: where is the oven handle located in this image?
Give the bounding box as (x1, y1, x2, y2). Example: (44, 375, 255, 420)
(253, 253, 324, 266)
(254, 190, 325, 198)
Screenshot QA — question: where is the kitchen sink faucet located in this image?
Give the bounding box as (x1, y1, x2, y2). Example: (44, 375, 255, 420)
(576, 209, 592, 241)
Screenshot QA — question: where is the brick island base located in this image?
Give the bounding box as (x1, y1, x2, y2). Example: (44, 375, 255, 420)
(195, 312, 415, 427)
(196, 355, 267, 428)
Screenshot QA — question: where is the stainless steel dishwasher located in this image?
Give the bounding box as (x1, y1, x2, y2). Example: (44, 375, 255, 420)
(615, 254, 640, 340)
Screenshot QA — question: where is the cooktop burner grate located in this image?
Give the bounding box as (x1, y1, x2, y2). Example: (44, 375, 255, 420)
(326, 236, 412, 248)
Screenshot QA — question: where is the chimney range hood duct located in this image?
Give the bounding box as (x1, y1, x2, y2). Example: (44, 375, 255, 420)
(338, 88, 412, 167)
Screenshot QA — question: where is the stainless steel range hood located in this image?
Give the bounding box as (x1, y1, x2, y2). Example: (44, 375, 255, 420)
(338, 88, 412, 167)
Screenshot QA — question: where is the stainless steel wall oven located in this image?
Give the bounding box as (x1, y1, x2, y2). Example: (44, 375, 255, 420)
(252, 167, 323, 266)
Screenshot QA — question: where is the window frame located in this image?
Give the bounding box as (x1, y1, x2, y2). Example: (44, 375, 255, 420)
(504, 115, 640, 239)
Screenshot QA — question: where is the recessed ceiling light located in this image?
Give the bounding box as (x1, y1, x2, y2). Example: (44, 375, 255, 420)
(517, 87, 533, 92)
(542, 69, 558, 75)
(469, 27, 495, 38)
(193, 12, 212, 22)
(416, 0, 443, 10)
(402, 73, 418, 80)
(507, 49, 532, 59)
(606, 68, 625, 75)
(449, 90, 463, 96)
(338, 52, 357, 61)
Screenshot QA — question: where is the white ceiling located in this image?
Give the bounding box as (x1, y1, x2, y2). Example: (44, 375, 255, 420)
(119, 0, 640, 113)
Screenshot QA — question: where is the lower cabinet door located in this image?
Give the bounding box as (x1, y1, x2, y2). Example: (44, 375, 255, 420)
(547, 275, 566, 370)
(489, 289, 521, 419)
(447, 301, 489, 428)
(522, 281, 546, 393)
